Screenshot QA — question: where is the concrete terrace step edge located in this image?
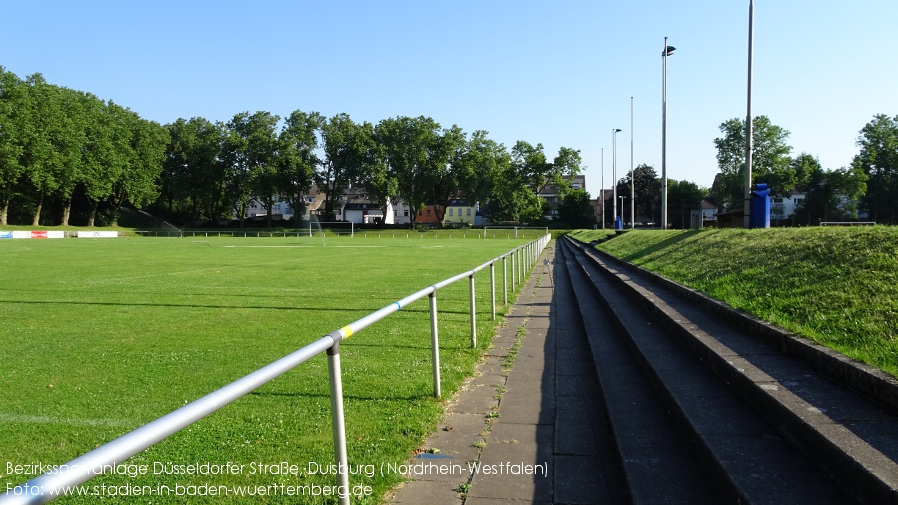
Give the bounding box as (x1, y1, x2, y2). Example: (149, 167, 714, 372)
(581, 240, 898, 414)
(566, 237, 898, 505)
(559, 240, 744, 503)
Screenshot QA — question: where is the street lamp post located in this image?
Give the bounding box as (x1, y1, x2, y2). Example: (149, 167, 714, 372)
(601, 147, 605, 229)
(662, 38, 675, 230)
(612, 128, 622, 229)
(631, 97, 635, 229)
(619, 196, 626, 226)
(743, 0, 755, 228)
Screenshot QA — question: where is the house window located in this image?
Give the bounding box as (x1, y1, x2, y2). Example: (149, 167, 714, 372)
(467, 208, 471, 216)
(427, 209, 432, 216)
(449, 208, 454, 216)
(404, 209, 409, 217)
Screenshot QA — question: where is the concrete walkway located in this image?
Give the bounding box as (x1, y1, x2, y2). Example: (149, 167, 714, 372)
(388, 242, 625, 504)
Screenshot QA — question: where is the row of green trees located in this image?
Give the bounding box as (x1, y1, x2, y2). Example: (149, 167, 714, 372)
(0, 67, 169, 226)
(5, 65, 895, 228)
(603, 164, 706, 228)
(1, 67, 586, 228)
(589, 112, 896, 228)
(711, 114, 898, 224)
(159, 112, 584, 228)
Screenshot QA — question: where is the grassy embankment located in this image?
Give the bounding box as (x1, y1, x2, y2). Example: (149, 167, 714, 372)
(570, 227, 898, 378)
(0, 235, 535, 504)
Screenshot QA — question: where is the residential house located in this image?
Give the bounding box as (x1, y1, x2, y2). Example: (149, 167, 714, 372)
(445, 199, 478, 226)
(236, 185, 419, 226)
(701, 197, 718, 222)
(343, 199, 385, 224)
(390, 200, 412, 225)
(233, 186, 327, 223)
(771, 193, 806, 225)
(238, 196, 297, 223)
(592, 189, 613, 227)
(539, 174, 586, 220)
(416, 205, 445, 225)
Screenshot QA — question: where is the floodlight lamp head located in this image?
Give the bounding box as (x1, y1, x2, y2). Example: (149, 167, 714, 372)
(614, 128, 622, 133)
(663, 46, 676, 56)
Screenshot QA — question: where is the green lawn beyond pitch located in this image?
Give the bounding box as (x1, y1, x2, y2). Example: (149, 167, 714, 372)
(0, 235, 533, 504)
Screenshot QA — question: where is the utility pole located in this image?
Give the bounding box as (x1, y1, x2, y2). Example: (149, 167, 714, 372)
(743, 0, 755, 228)
(630, 97, 635, 229)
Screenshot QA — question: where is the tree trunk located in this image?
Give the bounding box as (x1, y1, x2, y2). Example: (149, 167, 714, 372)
(291, 199, 305, 229)
(32, 192, 44, 226)
(1, 183, 11, 226)
(88, 201, 99, 227)
(61, 200, 72, 227)
(379, 202, 389, 227)
(110, 204, 122, 227)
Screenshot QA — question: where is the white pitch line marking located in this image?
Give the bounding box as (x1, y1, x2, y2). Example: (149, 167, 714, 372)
(0, 413, 137, 428)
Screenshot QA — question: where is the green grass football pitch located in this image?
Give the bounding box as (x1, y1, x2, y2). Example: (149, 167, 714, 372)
(0, 235, 536, 504)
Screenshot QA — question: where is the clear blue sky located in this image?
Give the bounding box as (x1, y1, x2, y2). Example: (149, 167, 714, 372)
(2, 1, 896, 199)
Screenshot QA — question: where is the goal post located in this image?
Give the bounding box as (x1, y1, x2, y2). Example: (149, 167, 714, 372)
(482, 226, 549, 240)
(308, 221, 355, 237)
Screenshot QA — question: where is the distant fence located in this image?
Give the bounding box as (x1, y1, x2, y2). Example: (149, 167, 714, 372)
(819, 221, 877, 226)
(132, 229, 547, 239)
(0, 234, 552, 505)
(0, 231, 120, 239)
(483, 226, 549, 239)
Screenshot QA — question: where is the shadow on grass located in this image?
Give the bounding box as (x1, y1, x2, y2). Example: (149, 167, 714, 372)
(248, 390, 434, 402)
(341, 341, 437, 351)
(613, 229, 706, 263)
(0, 298, 383, 313)
(0, 293, 479, 317)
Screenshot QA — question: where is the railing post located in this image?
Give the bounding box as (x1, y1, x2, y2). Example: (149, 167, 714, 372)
(327, 342, 351, 505)
(524, 243, 528, 274)
(490, 261, 496, 320)
(502, 256, 508, 306)
(512, 248, 517, 287)
(469, 274, 477, 347)
(429, 292, 441, 398)
(524, 243, 532, 277)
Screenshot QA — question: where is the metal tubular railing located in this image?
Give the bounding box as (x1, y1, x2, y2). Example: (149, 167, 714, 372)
(1, 235, 551, 505)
